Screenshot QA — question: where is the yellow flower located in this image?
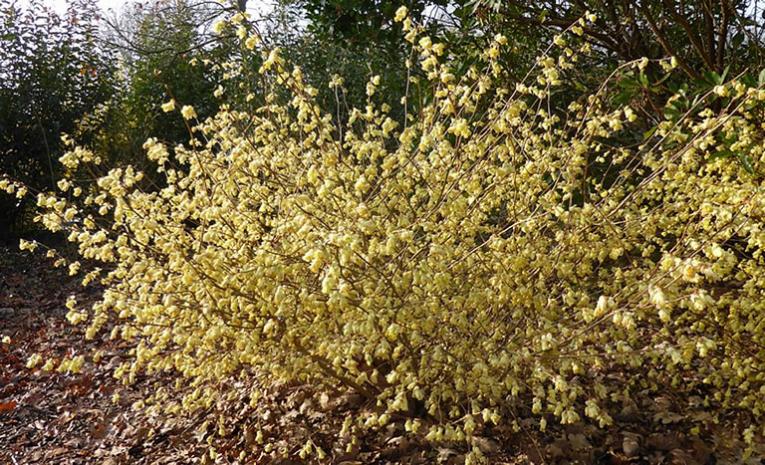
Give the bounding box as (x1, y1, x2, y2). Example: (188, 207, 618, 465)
(245, 35, 259, 50)
(19, 239, 38, 252)
(180, 105, 197, 120)
(212, 20, 226, 35)
(329, 74, 344, 88)
(161, 99, 176, 112)
(26, 354, 42, 369)
(624, 107, 637, 122)
(394, 6, 408, 22)
(68, 261, 81, 276)
(648, 286, 667, 309)
(448, 118, 470, 137)
(713, 85, 729, 97)
(69, 356, 85, 373)
(42, 359, 57, 372)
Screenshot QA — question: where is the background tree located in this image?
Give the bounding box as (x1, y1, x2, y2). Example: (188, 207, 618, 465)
(265, 0, 490, 125)
(90, 0, 237, 172)
(472, 0, 765, 81)
(0, 0, 117, 239)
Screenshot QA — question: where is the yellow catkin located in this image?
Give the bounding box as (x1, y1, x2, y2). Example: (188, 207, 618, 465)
(8, 12, 765, 449)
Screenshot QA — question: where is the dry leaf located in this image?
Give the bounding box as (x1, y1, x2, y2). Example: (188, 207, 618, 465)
(0, 400, 17, 412)
(623, 433, 641, 457)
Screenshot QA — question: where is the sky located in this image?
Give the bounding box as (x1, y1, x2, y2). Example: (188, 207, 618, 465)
(23, 0, 274, 17)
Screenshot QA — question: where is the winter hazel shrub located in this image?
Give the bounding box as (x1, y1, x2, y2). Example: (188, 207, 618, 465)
(6, 8, 765, 459)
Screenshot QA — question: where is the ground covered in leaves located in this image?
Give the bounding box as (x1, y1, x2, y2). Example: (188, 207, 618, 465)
(1, 244, 764, 465)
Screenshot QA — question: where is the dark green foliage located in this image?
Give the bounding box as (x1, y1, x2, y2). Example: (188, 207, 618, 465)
(471, 0, 763, 78)
(0, 0, 117, 239)
(91, 0, 231, 173)
(291, 0, 447, 45)
(265, 1, 488, 126)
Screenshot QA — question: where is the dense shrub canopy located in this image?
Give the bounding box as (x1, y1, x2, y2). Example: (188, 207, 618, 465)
(4, 6, 765, 462)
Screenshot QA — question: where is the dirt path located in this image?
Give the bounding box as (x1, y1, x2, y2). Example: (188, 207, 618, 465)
(0, 246, 210, 465)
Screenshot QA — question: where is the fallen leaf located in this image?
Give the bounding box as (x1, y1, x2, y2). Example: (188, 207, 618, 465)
(623, 433, 641, 457)
(472, 436, 501, 455)
(90, 420, 109, 439)
(0, 400, 17, 412)
(437, 447, 458, 462)
(568, 433, 591, 451)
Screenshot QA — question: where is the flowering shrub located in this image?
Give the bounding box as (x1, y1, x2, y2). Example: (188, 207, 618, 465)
(5, 7, 765, 460)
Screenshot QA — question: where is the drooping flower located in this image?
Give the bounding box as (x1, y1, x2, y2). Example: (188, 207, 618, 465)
(394, 6, 408, 22)
(180, 105, 197, 120)
(161, 99, 176, 112)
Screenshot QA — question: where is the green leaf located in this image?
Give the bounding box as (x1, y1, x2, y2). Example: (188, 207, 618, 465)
(703, 70, 722, 86)
(663, 105, 681, 121)
(720, 65, 730, 83)
(638, 72, 649, 87)
(738, 153, 755, 174)
(709, 149, 733, 160)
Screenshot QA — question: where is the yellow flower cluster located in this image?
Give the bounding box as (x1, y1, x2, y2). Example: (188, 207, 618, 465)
(8, 11, 765, 455)
(0, 176, 27, 199)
